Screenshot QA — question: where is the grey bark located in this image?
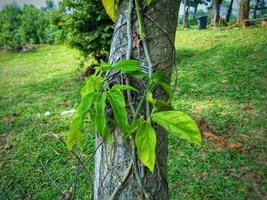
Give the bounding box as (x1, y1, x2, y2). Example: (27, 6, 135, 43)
(211, 0, 220, 25)
(226, 0, 234, 22)
(93, 0, 179, 199)
(183, 0, 190, 28)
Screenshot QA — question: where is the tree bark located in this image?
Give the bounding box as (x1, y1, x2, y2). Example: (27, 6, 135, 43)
(237, 0, 250, 26)
(226, 0, 234, 22)
(183, 0, 190, 28)
(93, 0, 179, 199)
(211, 0, 220, 25)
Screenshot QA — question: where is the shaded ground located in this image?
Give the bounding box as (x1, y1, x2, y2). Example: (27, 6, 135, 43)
(0, 29, 266, 199)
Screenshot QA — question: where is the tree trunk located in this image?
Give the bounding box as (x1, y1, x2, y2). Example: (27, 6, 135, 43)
(226, 0, 234, 22)
(177, 0, 182, 26)
(237, 0, 250, 26)
(183, 0, 190, 28)
(193, 3, 199, 23)
(93, 0, 179, 199)
(211, 0, 220, 25)
(252, 0, 260, 19)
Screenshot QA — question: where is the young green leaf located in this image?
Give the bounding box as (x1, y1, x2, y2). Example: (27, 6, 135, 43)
(102, 0, 117, 22)
(112, 84, 138, 92)
(146, 92, 156, 105)
(128, 118, 142, 135)
(78, 92, 96, 119)
(94, 92, 112, 143)
(95, 93, 107, 136)
(81, 76, 103, 97)
(99, 61, 111, 72)
(152, 111, 201, 145)
(135, 121, 156, 173)
(150, 72, 173, 99)
(144, 0, 153, 6)
(107, 87, 129, 134)
(127, 71, 148, 78)
(112, 59, 140, 72)
(154, 99, 173, 111)
(66, 116, 83, 150)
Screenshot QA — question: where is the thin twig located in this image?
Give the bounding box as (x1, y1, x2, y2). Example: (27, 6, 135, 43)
(63, 139, 105, 198)
(40, 160, 66, 197)
(72, 159, 80, 200)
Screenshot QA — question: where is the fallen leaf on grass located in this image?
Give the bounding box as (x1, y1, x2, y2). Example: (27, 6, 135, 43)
(197, 119, 243, 149)
(203, 130, 243, 149)
(2, 115, 16, 123)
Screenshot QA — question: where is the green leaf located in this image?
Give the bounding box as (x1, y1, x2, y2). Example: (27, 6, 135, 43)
(154, 99, 173, 111)
(95, 92, 112, 143)
(135, 121, 156, 173)
(78, 92, 96, 119)
(107, 87, 129, 134)
(98, 61, 111, 72)
(144, 0, 153, 6)
(152, 111, 201, 145)
(112, 59, 140, 72)
(150, 72, 173, 99)
(102, 0, 117, 22)
(112, 84, 138, 92)
(127, 71, 148, 78)
(128, 118, 142, 134)
(81, 76, 103, 97)
(146, 92, 156, 105)
(66, 116, 83, 150)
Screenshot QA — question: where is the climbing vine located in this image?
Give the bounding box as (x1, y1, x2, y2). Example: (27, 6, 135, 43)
(67, 0, 201, 181)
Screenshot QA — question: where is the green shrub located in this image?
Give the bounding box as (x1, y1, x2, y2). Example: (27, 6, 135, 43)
(52, 0, 114, 62)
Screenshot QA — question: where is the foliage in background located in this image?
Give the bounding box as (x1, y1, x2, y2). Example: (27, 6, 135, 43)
(51, 0, 114, 62)
(0, 1, 60, 50)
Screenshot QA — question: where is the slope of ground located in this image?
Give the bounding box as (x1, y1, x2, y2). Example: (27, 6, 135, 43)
(0, 28, 266, 199)
(169, 28, 267, 199)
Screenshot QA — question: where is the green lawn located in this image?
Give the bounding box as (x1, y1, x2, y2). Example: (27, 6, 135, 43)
(0, 28, 266, 199)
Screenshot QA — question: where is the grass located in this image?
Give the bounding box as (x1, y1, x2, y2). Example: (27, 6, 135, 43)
(0, 28, 266, 199)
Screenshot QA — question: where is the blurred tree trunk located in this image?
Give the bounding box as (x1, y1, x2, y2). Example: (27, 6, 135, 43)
(193, 3, 199, 23)
(211, 0, 220, 25)
(237, 0, 250, 26)
(183, 0, 190, 28)
(93, 0, 179, 199)
(177, 0, 182, 26)
(226, 0, 234, 22)
(252, 0, 260, 19)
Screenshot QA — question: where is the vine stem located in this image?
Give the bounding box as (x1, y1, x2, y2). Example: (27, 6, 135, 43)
(134, 0, 153, 179)
(109, 160, 133, 200)
(125, 0, 135, 116)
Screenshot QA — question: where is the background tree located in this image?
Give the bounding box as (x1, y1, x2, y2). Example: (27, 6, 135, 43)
(19, 5, 48, 45)
(211, 0, 223, 25)
(183, 0, 190, 28)
(93, 0, 179, 198)
(177, 0, 182, 26)
(0, 3, 22, 49)
(52, 0, 113, 62)
(236, 0, 250, 26)
(251, 0, 266, 19)
(226, 0, 234, 22)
